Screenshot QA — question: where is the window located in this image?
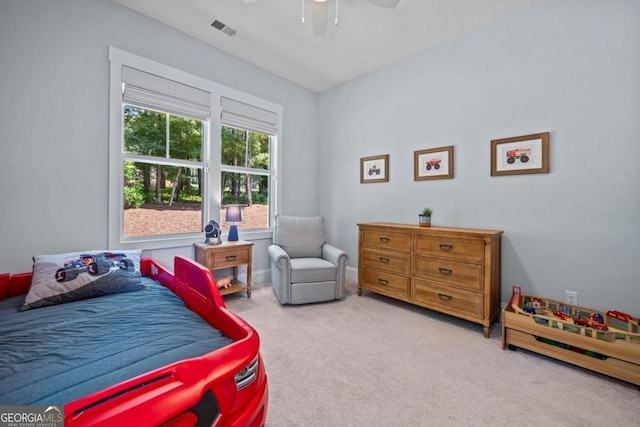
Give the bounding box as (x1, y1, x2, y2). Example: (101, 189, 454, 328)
(109, 47, 281, 249)
(220, 97, 278, 233)
(122, 106, 205, 238)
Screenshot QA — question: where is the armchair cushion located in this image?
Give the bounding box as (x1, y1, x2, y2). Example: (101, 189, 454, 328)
(290, 258, 337, 283)
(274, 215, 326, 259)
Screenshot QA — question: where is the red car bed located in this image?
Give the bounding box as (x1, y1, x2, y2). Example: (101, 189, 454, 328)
(0, 255, 268, 426)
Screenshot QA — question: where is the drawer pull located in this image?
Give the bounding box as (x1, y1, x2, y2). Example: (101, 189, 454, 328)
(378, 279, 389, 285)
(438, 268, 453, 275)
(379, 237, 390, 243)
(379, 257, 390, 263)
(438, 293, 452, 301)
(439, 244, 453, 251)
(225, 255, 237, 261)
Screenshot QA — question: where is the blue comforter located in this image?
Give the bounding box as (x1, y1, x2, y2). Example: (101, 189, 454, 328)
(0, 277, 233, 405)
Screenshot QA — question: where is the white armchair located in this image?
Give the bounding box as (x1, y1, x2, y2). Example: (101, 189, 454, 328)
(268, 215, 349, 305)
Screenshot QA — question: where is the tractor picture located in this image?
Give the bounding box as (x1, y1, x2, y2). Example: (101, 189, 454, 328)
(55, 252, 134, 282)
(506, 147, 531, 164)
(425, 159, 441, 171)
(368, 165, 381, 175)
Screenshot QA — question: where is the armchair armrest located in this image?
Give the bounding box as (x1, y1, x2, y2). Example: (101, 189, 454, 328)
(322, 244, 349, 267)
(268, 244, 290, 269)
(322, 244, 349, 300)
(268, 244, 292, 304)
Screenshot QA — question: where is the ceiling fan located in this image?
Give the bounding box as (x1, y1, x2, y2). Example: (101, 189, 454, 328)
(242, 0, 401, 38)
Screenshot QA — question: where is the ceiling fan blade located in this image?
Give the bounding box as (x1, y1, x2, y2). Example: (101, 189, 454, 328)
(362, 0, 400, 9)
(311, 1, 329, 37)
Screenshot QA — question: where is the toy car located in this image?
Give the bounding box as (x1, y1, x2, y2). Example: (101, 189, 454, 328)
(553, 310, 571, 321)
(522, 305, 536, 314)
(55, 252, 133, 282)
(573, 315, 609, 331)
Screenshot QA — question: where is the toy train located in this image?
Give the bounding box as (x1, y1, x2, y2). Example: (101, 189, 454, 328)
(510, 286, 639, 338)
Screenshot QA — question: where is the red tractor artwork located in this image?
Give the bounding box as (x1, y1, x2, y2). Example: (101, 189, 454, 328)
(368, 165, 381, 175)
(425, 159, 441, 170)
(506, 147, 531, 164)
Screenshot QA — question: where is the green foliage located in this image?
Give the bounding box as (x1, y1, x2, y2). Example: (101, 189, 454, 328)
(124, 106, 205, 205)
(222, 191, 268, 206)
(221, 127, 270, 169)
(124, 184, 145, 209)
(123, 110, 270, 209)
(420, 207, 433, 217)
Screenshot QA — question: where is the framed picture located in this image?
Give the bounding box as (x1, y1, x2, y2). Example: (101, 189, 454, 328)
(414, 146, 454, 181)
(360, 154, 389, 183)
(491, 132, 549, 176)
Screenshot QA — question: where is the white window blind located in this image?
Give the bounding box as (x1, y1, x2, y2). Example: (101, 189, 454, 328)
(221, 97, 279, 135)
(122, 66, 211, 121)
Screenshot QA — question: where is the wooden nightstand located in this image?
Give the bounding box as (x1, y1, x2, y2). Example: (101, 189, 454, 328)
(194, 241, 254, 297)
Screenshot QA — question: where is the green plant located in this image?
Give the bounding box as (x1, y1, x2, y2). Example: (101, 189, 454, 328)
(124, 184, 145, 209)
(420, 207, 433, 217)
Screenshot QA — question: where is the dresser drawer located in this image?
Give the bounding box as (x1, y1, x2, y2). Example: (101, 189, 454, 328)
(360, 267, 409, 299)
(413, 236, 484, 263)
(210, 248, 250, 268)
(361, 229, 411, 252)
(361, 248, 411, 276)
(412, 255, 483, 291)
(412, 279, 483, 319)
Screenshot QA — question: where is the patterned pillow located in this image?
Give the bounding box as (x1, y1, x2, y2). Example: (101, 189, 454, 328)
(20, 250, 145, 311)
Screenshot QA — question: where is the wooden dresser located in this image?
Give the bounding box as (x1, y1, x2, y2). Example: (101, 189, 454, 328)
(358, 223, 503, 337)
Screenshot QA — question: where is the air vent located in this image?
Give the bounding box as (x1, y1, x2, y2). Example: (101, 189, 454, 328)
(210, 19, 237, 36)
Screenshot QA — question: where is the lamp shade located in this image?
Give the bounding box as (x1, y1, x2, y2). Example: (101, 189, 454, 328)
(225, 206, 243, 223)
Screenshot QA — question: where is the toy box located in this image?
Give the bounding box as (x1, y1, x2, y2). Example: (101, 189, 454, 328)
(502, 286, 640, 386)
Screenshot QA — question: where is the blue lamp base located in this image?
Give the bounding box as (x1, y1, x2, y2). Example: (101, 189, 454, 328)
(228, 224, 239, 241)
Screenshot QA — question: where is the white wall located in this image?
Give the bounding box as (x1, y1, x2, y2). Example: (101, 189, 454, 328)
(0, 0, 318, 274)
(319, 0, 640, 313)
(1, 0, 638, 313)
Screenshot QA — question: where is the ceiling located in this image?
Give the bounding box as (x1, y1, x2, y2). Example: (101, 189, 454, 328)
(114, 0, 539, 93)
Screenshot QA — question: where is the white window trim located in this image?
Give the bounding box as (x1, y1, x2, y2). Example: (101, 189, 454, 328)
(108, 46, 282, 250)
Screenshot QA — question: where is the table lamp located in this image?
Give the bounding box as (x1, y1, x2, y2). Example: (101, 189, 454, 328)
(225, 205, 243, 241)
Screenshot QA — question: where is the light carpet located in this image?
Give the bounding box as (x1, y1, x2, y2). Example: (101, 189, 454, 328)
(224, 282, 638, 427)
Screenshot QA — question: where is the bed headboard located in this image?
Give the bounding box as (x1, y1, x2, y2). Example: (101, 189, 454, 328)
(0, 272, 32, 301)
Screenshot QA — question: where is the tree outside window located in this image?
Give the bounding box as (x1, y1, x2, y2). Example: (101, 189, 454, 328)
(220, 126, 271, 231)
(123, 106, 204, 238)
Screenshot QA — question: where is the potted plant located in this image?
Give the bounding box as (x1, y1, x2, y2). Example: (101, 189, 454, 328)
(418, 207, 433, 227)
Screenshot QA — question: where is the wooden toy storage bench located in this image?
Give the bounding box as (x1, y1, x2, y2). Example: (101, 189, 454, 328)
(502, 291, 640, 386)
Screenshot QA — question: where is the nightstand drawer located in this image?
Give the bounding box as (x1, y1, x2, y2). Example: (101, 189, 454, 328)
(413, 236, 484, 263)
(361, 248, 410, 276)
(361, 229, 411, 252)
(210, 248, 250, 268)
(412, 255, 483, 291)
(360, 267, 409, 299)
(412, 279, 483, 319)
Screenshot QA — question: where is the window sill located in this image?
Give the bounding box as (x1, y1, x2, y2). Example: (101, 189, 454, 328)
(112, 229, 273, 251)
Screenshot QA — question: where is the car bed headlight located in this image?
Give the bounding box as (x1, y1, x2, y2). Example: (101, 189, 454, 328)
(234, 356, 258, 390)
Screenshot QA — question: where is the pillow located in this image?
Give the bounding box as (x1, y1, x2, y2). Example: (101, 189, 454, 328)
(20, 250, 145, 311)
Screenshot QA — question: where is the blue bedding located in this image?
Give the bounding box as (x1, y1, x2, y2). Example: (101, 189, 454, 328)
(0, 277, 234, 405)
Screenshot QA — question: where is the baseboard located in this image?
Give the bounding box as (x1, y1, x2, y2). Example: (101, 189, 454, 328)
(346, 265, 357, 282)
